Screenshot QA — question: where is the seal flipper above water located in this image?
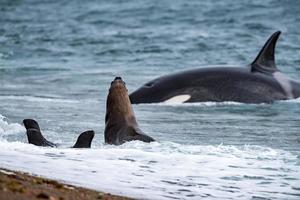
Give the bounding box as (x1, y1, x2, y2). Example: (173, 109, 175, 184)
(25, 129, 56, 147)
(72, 130, 95, 148)
(23, 119, 56, 147)
(23, 119, 41, 131)
(23, 119, 95, 148)
(251, 31, 281, 74)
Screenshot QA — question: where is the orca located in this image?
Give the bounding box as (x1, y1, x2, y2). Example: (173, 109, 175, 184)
(23, 119, 94, 148)
(129, 31, 300, 104)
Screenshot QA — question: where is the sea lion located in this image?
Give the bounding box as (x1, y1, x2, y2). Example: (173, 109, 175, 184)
(23, 119, 94, 148)
(105, 77, 155, 145)
(129, 31, 300, 104)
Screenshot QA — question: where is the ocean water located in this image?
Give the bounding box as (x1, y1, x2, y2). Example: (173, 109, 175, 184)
(1, 0, 300, 199)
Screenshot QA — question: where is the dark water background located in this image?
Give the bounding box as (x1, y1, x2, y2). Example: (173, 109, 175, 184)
(0, 0, 300, 199)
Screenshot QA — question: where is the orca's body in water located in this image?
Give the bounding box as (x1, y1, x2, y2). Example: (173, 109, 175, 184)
(130, 31, 300, 104)
(23, 119, 94, 148)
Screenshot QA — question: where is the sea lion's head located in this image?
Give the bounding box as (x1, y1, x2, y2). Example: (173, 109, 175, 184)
(106, 77, 135, 123)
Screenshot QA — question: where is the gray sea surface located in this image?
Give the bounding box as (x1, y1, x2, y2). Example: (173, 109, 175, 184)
(0, 0, 300, 199)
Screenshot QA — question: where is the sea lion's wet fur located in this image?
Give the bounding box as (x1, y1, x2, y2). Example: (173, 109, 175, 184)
(105, 77, 155, 145)
(23, 119, 94, 148)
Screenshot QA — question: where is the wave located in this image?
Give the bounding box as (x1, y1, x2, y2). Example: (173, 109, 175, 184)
(1, 115, 299, 199)
(0, 95, 80, 103)
(279, 97, 300, 103)
(138, 101, 246, 107)
(0, 114, 24, 137)
(136, 97, 300, 107)
(0, 139, 299, 200)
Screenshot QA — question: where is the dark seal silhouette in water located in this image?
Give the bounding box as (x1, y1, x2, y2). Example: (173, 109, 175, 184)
(23, 119, 94, 148)
(105, 77, 155, 145)
(130, 31, 300, 104)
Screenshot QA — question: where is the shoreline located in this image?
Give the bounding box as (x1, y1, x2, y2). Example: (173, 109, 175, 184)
(0, 168, 133, 200)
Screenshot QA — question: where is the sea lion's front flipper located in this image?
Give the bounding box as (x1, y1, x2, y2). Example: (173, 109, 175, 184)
(23, 119, 56, 147)
(72, 130, 95, 148)
(129, 134, 155, 143)
(250, 31, 281, 74)
(124, 127, 155, 143)
(23, 119, 41, 131)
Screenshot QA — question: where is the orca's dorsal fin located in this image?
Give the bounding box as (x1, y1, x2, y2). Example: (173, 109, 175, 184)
(251, 31, 281, 74)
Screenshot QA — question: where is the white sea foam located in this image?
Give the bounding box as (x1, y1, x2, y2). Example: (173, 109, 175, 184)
(280, 97, 300, 103)
(0, 95, 79, 103)
(0, 114, 25, 136)
(0, 138, 299, 198)
(0, 116, 299, 200)
(145, 101, 244, 107)
(140, 98, 300, 107)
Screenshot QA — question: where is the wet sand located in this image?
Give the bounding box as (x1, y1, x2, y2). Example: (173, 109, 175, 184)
(0, 168, 133, 200)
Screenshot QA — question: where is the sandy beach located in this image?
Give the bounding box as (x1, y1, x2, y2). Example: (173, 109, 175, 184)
(0, 168, 133, 200)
